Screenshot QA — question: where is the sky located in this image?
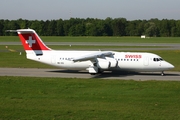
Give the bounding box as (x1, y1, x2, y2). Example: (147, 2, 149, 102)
(1, 0, 180, 20)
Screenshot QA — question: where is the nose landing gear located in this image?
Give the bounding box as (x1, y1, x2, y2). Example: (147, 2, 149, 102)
(161, 71, 164, 76)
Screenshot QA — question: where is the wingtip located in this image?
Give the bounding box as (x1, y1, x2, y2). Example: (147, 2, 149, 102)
(6, 28, 34, 33)
(5, 30, 17, 32)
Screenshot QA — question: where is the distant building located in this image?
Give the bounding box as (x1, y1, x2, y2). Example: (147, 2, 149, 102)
(141, 35, 146, 38)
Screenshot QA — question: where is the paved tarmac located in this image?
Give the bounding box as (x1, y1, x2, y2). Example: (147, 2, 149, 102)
(0, 68, 179, 81)
(1, 42, 180, 50)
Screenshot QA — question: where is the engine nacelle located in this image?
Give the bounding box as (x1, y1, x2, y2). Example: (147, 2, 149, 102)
(105, 57, 118, 68)
(97, 58, 110, 69)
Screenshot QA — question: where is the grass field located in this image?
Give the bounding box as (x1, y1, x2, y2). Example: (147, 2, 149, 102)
(0, 36, 180, 119)
(1, 36, 180, 43)
(0, 76, 180, 120)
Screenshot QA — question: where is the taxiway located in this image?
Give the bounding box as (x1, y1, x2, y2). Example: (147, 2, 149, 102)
(0, 68, 179, 81)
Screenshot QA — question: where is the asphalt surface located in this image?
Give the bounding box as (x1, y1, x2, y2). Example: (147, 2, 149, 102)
(1, 42, 180, 50)
(0, 68, 180, 81)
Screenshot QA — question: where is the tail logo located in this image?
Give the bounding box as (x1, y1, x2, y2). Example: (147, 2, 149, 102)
(26, 36, 36, 47)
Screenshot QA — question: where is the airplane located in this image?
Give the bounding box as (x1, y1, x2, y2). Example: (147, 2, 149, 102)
(7, 29, 174, 76)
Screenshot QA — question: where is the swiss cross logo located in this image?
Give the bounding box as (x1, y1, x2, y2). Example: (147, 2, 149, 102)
(26, 36, 36, 47)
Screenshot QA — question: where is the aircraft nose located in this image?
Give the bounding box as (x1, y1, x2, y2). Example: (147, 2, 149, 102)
(167, 63, 174, 69)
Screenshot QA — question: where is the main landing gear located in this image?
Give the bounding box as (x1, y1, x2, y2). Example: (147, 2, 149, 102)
(90, 73, 96, 75)
(89, 66, 98, 75)
(88, 66, 104, 75)
(161, 71, 164, 76)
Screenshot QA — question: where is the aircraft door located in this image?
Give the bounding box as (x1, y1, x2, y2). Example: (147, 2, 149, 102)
(51, 55, 56, 64)
(144, 56, 149, 66)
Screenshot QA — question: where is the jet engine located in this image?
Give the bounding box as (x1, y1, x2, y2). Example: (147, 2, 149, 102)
(96, 58, 110, 69)
(105, 57, 118, 68)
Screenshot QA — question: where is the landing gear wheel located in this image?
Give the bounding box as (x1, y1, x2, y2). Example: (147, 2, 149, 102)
(161, 71, 164, 76)
(98, 69, 104, 74)
(90, 73, 96, 75)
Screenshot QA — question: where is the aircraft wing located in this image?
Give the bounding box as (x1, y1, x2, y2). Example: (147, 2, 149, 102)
(73, 51, 113, 62)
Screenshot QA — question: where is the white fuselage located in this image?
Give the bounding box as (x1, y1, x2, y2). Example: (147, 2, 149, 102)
(9, 29, 174, 75)
(26, 50, 174, 73)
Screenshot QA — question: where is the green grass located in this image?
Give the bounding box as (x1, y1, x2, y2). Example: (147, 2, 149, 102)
(0, 51, 51, 68)
(48, 45, 168, 50)
(1, 36, 180, 43)
(0, 76, 180, 120)
(0, 45, 179, 71)
(0, 36, 180, 120)
(0, 45, 168, 51)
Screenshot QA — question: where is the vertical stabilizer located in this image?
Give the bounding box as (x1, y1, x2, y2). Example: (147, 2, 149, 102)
(16, 29, 51, 51)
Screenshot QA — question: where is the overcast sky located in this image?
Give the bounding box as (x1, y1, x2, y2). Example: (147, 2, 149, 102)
(1, 0, 180, 20)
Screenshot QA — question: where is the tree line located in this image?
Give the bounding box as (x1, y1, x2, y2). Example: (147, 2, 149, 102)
(0, 18, 180, 37)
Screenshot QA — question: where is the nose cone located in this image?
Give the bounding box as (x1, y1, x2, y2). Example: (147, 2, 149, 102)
(167, 62, 174, 69)
(169, 63, 174, 69)
(162, 61, 174, 70)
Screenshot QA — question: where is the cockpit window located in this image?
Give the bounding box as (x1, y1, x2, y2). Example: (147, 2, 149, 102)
(153, 58, 157, 61)
(153, 58, 164, 62)
(159, 58, 164, 61)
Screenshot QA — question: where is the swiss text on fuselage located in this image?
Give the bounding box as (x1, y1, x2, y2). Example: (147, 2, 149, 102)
(125, 55, 142, 59)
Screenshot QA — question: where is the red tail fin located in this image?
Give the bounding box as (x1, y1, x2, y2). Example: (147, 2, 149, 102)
(17, 29, 50, 51)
